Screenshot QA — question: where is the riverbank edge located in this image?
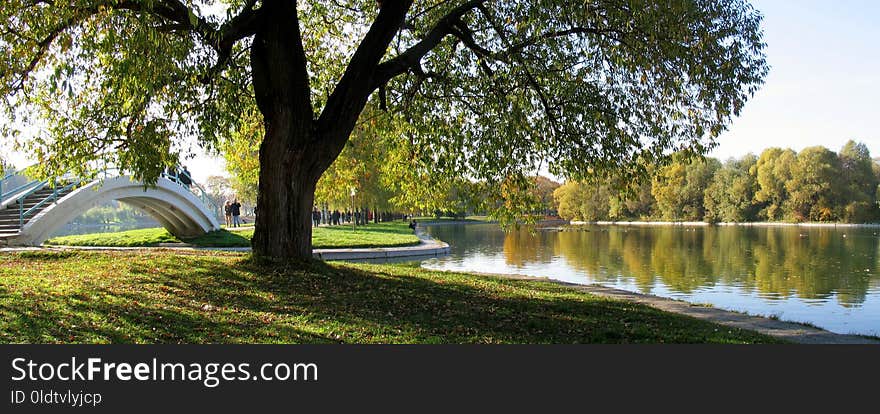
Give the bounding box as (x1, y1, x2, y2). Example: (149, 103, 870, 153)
(2, 242, 869, 343)
(457, 271, 879, 344)
(7, 226, 875, 343)
(416, 218, 570, 227)
(313, 227, 450, 260)
(570, 220, 880, 227)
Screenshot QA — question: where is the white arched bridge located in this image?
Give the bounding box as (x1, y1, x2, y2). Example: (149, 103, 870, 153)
(0, 170, 221, 247)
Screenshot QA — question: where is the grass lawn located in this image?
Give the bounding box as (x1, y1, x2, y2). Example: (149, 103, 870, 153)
(0, 250, 781, 343)
(45, 221, 420, 249)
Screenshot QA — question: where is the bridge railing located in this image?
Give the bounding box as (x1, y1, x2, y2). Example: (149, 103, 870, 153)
(0, 167, 42, 206)
(160, 170, 221, 219)
(102, 167, 219, 219)
(3, 167, 221, 231)
(0, 168, 14, 201)
(17, 178, 81, 228)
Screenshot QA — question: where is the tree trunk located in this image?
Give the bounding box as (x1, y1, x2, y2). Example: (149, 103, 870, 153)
(247, 1, 413, 260)
(252, 145, 317, 259)
(249, 2, 322, 260)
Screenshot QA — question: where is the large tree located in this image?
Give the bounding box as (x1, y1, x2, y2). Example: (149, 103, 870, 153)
(651, 153, 720, 221)
(838, 140, 879, 222)
(753, 147, 797, 220)
(704, 154, 758, 222)
(785, 146, 843, 222)
(553, 180, 611, 222)
(1, 0, 768, 259)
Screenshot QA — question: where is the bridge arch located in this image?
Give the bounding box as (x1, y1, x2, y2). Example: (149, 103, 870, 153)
(7, 176, 221, 246)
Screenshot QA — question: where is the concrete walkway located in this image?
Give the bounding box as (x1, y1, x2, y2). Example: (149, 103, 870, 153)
(481, 273, 880, 344)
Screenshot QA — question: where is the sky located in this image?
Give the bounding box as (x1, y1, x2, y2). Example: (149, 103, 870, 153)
(3, 1, 879, 182)
(709, 0, 880, 160)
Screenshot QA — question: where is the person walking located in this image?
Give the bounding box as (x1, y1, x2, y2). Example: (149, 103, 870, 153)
(180, 166, 192, 188)
(165, 166, 177, 182)
(231, 199, 242, 228)
(224, 200, 232, 227)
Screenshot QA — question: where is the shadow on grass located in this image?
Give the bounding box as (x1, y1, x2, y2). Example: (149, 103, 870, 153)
(0, 252, 779, 343)
(183, 230, 251, 247)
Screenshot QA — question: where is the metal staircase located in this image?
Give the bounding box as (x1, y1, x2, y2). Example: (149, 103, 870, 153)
(0, 181, 78, 239)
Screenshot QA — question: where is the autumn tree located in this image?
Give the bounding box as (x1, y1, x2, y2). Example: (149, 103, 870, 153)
(1, 0, 768, 259)
(838, 140, 879, 222)
(532, 176, 561, 215)
(553, 181, 611, 222)
(753, 147, 797, 220)
(313, 113, 396, 215)
(785, 146, 843, 222)
(651, 154, 720, 221)
(610, 178, 655, 220)
(704, 154, 758, 222)
(219, 107, 261, 207)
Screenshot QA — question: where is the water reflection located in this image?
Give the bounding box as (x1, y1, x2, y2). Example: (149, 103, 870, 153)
(423, 224, 880, 335)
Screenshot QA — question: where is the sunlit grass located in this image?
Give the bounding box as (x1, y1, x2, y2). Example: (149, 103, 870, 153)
(0, 250, 782, 344)
(43, 227, 180, 247)
(45, 221, 420, 249)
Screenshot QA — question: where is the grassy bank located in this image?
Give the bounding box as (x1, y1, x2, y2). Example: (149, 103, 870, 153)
(45, 221, 420, 249)
(0, 250, 780, 343)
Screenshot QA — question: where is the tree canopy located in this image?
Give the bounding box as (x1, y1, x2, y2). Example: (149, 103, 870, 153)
(1, 0, 769, 258)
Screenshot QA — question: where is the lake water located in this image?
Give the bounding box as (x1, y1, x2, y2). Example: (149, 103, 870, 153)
(421, 223, 880, 336)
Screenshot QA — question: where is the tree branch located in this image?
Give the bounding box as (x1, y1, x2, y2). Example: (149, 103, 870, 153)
(10, 1, 264, 91)
(10, 15, 84, 93)
(448, 17, 497, 62)
(477, 4, 561, 138)
(371, 0, 487, 91)
(316, 0, 415, 148)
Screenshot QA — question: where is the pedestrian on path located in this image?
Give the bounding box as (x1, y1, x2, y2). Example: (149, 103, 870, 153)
(231, 199, 242, 228)
(224, 200, 232, 227)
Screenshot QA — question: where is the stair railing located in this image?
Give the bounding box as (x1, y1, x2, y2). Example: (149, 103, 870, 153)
(0, 168, 14, 201)
(1, 169, 43, 206)
(17, 179, 79, 228)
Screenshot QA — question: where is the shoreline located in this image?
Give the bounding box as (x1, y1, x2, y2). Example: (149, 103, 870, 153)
(459, 271, 880, 344)
(3, 238, 874, 343)
(570, 220, 880, 228)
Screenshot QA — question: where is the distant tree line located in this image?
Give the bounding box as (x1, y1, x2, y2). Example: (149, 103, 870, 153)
(554, 140, 880, 223)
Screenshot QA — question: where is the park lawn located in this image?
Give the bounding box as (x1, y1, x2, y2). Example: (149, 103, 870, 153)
(311, 221, 420, 249)
(0, 250, 781, 344)
(44, 221, 420, 249)
(43, 227, 181, 247)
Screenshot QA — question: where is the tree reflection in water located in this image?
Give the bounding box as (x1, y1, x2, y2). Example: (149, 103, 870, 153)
(425, 223, 880, 335)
